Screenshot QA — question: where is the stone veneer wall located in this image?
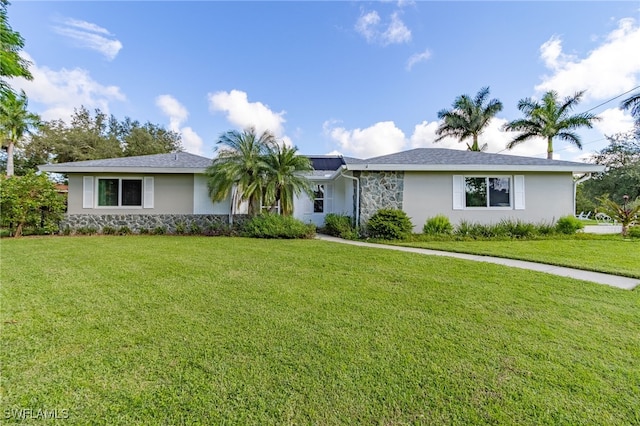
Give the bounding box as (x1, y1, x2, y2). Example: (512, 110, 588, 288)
(356, 171, 404, 226)
(61, 214, 249, 233)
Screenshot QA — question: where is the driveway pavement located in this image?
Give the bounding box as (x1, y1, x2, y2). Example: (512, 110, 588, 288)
(316, 234, 640, 290)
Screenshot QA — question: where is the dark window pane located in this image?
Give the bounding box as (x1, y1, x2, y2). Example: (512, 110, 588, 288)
(98, 179, 119, 206)
(313, 184, 324, 199)
(465, 177, 487, 207)
(489, 178, 510, 207)
(122, 180, 142, 206)
(314, 199, 324, 213)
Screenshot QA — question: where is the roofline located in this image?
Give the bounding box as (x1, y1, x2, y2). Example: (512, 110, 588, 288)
(345, 164, 605, 173)
(38, 165, 208, 174)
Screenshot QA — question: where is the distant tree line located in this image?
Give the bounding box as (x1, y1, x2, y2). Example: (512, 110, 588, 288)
(1, 106, 183, 175)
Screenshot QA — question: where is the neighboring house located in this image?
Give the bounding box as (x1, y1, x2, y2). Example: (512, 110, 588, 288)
(39, 148, 604, 232)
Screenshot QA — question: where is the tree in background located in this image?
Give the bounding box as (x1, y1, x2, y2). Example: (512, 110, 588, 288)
(0, 0, 32, 98)
(262, 143, 313, 216)
(0, 89, 40, 176)
(0, 171, 65, 237)
(435, 87, 503, 152)
(15, 106, 183, 172)
(577, 132, 640, 213)
(504, 90, 599, 159)
(620, 91, 640, 133)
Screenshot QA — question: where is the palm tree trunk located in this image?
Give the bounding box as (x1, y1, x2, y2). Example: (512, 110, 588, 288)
(6, 141, 15, 176)
(547, 137, 553, 160)
(471, 134, 479, 151)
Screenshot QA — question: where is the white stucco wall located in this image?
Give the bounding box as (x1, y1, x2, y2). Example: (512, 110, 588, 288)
(402, 171, 574, 232)
(193, 175, 231, 214)
(294, 176, 354, 226)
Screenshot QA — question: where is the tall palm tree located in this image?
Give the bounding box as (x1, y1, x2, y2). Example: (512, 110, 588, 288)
(504, 90, 599, 159)
(620, 91, 640, 129)
(206, 128, 274, 216)
(435, 87, 503, 151)
(0, 90, 40, 176)
(262, 143, 313, 216)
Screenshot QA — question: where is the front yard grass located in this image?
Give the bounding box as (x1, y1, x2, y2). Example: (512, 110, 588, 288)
(391, 234, 640, 278)
(1, 236, 639, 424)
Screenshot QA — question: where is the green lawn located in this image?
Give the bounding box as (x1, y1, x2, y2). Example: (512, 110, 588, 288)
(391, 235, 640, 278)
(1, 236, 639, 425)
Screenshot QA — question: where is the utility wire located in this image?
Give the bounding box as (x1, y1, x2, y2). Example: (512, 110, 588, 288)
(579, 85, 640, 114)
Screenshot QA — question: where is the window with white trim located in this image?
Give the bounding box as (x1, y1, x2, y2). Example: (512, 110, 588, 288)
(465, 177, 511, 208)
(82, 176, 154, 209)
(313, 184, 325, 213)
(97, 178, 143, 207)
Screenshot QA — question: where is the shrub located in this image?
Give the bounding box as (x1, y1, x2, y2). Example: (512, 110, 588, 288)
(242, 213, 316, 239)
(175, 221, 186, 235)
(62, 226, 72, 236)
(366, 209, 413, 240)
(153, 226, 167, 235)
(495, 219, 537, 239)
(118, 226, 132, 235)
(76, 226, 97, 236)
(138, 227, 149, 235)
(628, 226, 640, 239)
(556, 215, 584, 234)
(323, 213, 355, 239)
(0, 172, 66, 237)
(189, 223, 202, 235)
(205, 222, 232, 236)
(102, 226, 117, 235)
(423, 215, 453, 235)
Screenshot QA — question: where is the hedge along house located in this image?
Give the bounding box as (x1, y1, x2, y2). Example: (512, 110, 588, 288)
(39, 148, 604, 233)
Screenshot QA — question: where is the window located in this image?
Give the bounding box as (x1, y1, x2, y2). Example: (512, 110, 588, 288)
(97, 178, 143, 207)
(464, 177, 511, 208)
(313, 184, 325, 213)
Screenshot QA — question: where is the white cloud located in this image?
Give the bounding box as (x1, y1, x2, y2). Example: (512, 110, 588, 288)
(10, 53, 125, 121)
(355, 10, 411, 46)
(54, 18, 122, 60)
(593, 107, 635, 136)
(179, 127, 205, 155)
(355, 11, 380, 43)
(208, 89, 286, 137)
(535, 18, 640, 101)
(326, 116, 559, 160)
(155, 94, 204, 155)
(156, 94, 188, 129)
(382, 12, 411, 45)
(406, 49, 432, 71)
(324, 120, 407, 158)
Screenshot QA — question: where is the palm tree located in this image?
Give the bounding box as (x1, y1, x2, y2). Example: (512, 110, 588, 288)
(206, 127, 273, 216)
(620, 91, 640, 129)
(262, 143, 313, 216)
(504, 90, 599, 159)
(0, 90, 40, 176)
(435, 87, 503, 151)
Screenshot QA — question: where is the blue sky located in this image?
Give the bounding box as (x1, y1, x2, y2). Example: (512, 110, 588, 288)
(8, 1, 640, 161)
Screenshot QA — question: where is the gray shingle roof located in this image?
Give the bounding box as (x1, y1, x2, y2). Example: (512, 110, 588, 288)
(343, 148, 602, 172)
(347, 148, 581, 166)
(39, 152, 213, 173)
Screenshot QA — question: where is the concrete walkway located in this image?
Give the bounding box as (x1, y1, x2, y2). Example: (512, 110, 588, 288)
(316, 234, 640, 290)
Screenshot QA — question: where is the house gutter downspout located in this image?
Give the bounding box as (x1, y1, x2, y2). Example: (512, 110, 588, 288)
(573, 173, 593, 214)
(340, 167, 360, 228)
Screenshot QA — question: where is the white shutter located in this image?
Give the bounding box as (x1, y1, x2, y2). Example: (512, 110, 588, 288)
(143, 177, 154, 209)
(514, 175, 525, 210)
(325, 183, 334, 213)
(452, 175, 464, 210)
(82, 176, 94, 209)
